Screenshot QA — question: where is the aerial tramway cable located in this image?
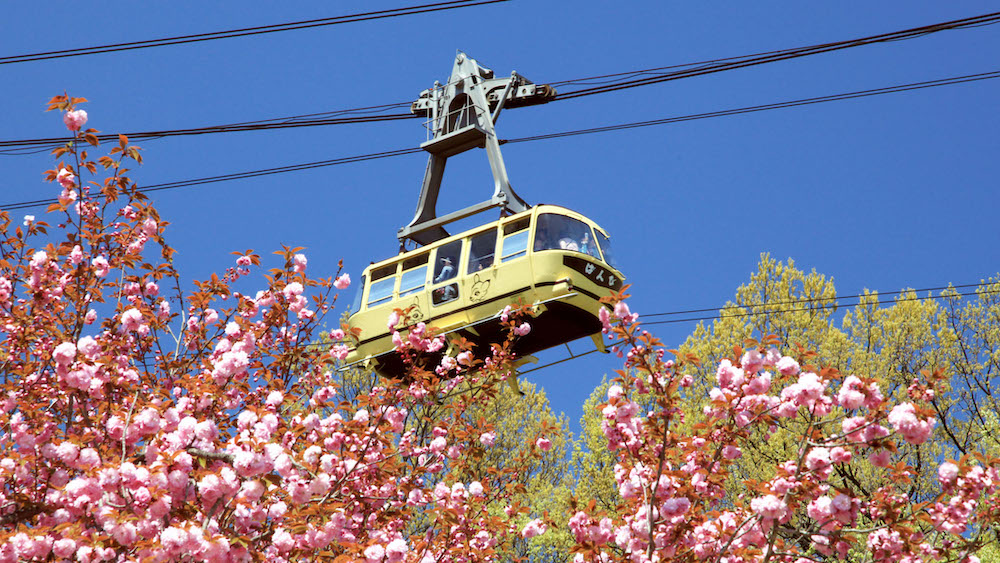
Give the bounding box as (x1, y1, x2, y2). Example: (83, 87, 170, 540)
(0, 1, 509, 66)
(2, 69, 996, 211)
(2, 10, 997, 154)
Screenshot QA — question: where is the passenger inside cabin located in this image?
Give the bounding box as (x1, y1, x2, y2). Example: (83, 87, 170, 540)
(534, 224, 552, 251)
(434, 257, 455, 283)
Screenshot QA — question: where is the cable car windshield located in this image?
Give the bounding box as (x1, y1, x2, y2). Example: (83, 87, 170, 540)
(595, 230, 616, 269)
(534, 213, 603, 262)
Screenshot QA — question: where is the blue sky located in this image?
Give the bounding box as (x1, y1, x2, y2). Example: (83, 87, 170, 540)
(3, 1, 999, 433)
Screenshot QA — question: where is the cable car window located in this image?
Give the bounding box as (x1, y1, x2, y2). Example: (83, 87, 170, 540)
(503, 217, 529, 236)
(534, 213, 602, 260)
(501, 230, 529, 262)
(348, 274, 366, 314)
(467, 229, 497, 273)
(432, 283, 459, 306)
(433, 241, 462, 284)
(402, 252, 429, 271)
(399, 265, 428, 297)
(371, 264, 396, 282)
(367, 276, 396, 307)
(595, 230, 617, 269)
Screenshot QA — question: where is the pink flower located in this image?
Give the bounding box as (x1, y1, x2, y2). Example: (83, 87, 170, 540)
(938, 461, 959, 485)
(271, 528, 295, 552)
(293, 253, 307, 273)
(334, 273, 351, 290)
(751, 494, 788, 521)
(282, 282, 304, 299)
(236, 255, 252, 266)
(479, 432, 495, 447)
(322, 343, 346, 361)
(521, 518, 547, 539)
(598, 306, 612, 332)
(741, 349, 764, 374)
(120, 308, 143, 332)
(837, 375, 865, 409)
(387, 311, 400, 330)
(30, 251, 48, 270)
(888, 402, 935, 445)
(385, 539, 408, 563)
(776, 356, 800, 376)
(514, 322, 531, 336)
(92, 256, 110, 277)
(536, 437, 552, 451)
(364, 544, 385, 562)
(63, 109, 88, 131)
(722, 445, 742, 460)
(469, 481, 484, 496)
(429, 436, 447, 453)
(53, 342, 76, 366)
(869, 450, 892, 468)
(57, 168, 76, 188)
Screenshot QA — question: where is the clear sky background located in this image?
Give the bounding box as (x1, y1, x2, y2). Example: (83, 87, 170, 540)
(3, 1, 998, 434)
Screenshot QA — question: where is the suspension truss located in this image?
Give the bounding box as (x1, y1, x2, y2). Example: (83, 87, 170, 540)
(397, 51, 556, 247)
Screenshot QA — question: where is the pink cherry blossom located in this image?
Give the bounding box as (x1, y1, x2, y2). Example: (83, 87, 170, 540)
(334, 273, 351, 289)
(57, 168, 76, 188)
(888, 402, 936, 445)
(521, 518, 547, 539)
(63, 109, 88, 131)
(120, 308, 143, 332)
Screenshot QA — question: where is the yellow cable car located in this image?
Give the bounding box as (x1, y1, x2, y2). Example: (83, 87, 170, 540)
(343, 52, 624, 378)
(344, 205, 624, 377)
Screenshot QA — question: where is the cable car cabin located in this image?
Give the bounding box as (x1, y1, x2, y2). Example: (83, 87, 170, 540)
(344, 205, 624, 378)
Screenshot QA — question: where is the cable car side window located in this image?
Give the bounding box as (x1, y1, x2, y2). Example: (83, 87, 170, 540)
(467, 228, 498, 273)
(500, 217, 529, 263)
(399, 253, 429, 297)
(367, 264, 397, 307)
(348, 274, 366, 314)
(433, 241, 462, 284)
(399, 266, 428, 297)
(595, 230, 617, 269)
(534, 213, 602, 259)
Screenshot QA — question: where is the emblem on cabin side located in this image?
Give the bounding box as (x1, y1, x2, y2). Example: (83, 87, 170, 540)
(469, 274, 491, 302)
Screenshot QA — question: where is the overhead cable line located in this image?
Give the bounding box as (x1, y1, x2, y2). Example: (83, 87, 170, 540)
(522, 285, 999, 376)
(1, 69, 996, 212)
(506, 71, 1000, 144)
(0, 1, 509, 66)
(642, 287, 998, 328)
(1, 11, 995, 155)
(643, 283, 986, 319)
(0, 113, 415, 155)
(552, 11, 1000, 101)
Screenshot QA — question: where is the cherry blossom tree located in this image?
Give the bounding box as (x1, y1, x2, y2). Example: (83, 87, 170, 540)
(553, 294, 999, 563)
(3, 95, 998, 563)
(0, 96, 552, 562)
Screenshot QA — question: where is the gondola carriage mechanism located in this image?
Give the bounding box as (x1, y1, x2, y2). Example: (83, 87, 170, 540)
(343, 52, 626, 387)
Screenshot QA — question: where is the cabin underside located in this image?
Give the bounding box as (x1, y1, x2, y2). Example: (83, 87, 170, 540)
(363, 300, 603, 380)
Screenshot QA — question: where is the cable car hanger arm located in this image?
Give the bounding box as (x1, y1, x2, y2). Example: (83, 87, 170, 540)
(398, 52, 556, 248)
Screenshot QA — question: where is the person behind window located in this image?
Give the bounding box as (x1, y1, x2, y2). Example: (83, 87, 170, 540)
(534, 224, 552, 251)
(434, 257, 455, 283)
(580, 231, 593, 256)
(558, 231, 579, 251)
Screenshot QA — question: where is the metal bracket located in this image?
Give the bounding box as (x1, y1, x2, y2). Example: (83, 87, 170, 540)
(398, 52, 556, 247)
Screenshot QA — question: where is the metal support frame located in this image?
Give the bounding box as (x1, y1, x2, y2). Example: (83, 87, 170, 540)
(398, 52, 556, 247)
